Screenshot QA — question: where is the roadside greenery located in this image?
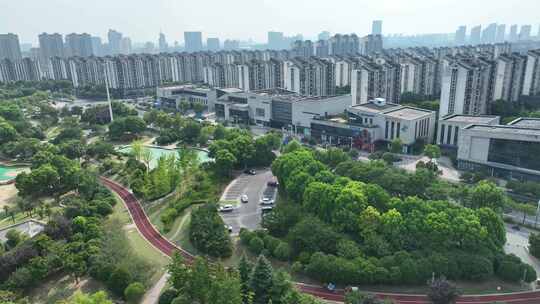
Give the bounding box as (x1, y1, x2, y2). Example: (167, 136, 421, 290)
(189, 203, 232, 258)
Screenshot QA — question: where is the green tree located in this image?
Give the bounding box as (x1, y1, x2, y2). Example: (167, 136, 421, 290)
(424, 144, 441, 160)
(470, 180, 505, 210)
(215, 149, 237, 177)
(390, 138, 403, 154)
(249, 255, 274, 304)
(124, 282, 145, 303)
(529, 233, 540, 258)
(61, 291, 113, 304)
(0, 118, 17, 144)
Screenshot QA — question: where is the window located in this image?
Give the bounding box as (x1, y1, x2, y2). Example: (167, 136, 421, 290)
(415, 121, 418, 138)
(255, 108, 265, 117)
(385, 121, 389, 139)
(446, 125, 452, 145)
(369, 118, 373, 125)
(440, 124, 445, 144)
(396, 122, 401, 138)
(454, 126, 459, 146)
(391, 121, 395, 139)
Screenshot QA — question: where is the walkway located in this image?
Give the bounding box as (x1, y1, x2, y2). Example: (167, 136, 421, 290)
(101, 176, 540, 304)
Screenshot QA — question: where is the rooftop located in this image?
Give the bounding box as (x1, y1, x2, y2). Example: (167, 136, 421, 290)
(349, 101, 400, 113)
(441, 114, 500, 124)
(507, 118, 540, 129)
(384, 107, 433, 120)
(464, 124, 540, 138)
(158, 84, 212, 92)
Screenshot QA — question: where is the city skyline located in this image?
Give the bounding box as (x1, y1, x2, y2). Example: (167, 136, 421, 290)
(2, 0, 540, 45)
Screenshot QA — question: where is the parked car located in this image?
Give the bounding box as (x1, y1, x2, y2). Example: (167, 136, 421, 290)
(267, 179, 279, 187)
(244, 169, 256, 175)
(218, 205, 234, 212)
(241, 195, 249, 203)
(260, 198, 275, 205)
(261, 206, 273, 213)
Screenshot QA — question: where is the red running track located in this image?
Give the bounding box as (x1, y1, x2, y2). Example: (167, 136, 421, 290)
(101, 177, 540, 304)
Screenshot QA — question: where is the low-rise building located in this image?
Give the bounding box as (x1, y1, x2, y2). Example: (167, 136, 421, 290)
(156, 84, 221, 111)
(457, 117, 540, 181)
(308, 98, 436, 152)
(437, 114, 500, 148)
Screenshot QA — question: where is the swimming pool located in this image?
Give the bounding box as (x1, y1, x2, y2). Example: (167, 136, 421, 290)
(118, 146, 211, 169)
(0, 165, 27, 182)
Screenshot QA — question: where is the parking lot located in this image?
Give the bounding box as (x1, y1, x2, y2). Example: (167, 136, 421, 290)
(219, 169, 277, 235)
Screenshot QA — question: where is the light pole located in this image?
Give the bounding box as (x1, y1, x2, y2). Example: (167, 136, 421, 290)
(104, 64, 114, 122)
(535, 199, 540, 228)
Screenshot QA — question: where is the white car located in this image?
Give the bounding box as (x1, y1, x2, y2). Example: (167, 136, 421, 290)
(260, 198, 275, 205)
(218, 205, 234, 212)
(224, 225, 233, 233)
(241, 195, 249, 203)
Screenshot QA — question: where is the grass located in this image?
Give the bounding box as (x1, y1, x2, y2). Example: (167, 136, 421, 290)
(110, 195, 169, 284)
(26, 273, 106, 304)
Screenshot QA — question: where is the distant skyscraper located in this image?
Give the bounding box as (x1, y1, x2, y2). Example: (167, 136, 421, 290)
(361, 34, 383, 55)
(206, 38, 220, 51)
(519, 25, 532, 41)
(372, 20, 383, 35)
(0, 33, 22, 61)
(91, 37, 102, 56)
(509, 25, 519, 42)
(318, 31, 331, 41)
(65, 33, 93, 57)
(108, 29, 123, 55)
(481, 23, 497, 44)
(496, 24, 506, 42)
(120, 37, 132, 54)
(455, 26, 466, 45)
(184, 32, 203, 52)
(159, 32, 168, 52)
(38, 33, 64, 59)
(223, 39, 239, 50)
(470, 25, 482, 45)
(267, 31, 284, 49)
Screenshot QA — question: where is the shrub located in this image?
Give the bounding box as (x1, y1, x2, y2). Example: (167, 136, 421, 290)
(124, 282, 145, 303)
(249, 237, 265, 255)
(159, 289, 179, 304)
(273, 242, 291, 261)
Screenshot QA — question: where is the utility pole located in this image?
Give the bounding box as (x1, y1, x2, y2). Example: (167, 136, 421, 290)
(104, 66, 114, 122)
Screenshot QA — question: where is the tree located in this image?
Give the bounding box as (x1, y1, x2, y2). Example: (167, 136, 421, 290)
(529, 233, 540, 258)
(424, 144, 441, 161)
(108, 266, 132, 296)
(5, 229, 25, 249)
(124, 282, 145, 303)
(61, 291, 113, 304)
(470, 180, 505, 210)
(249, 255, 274, 304)
(0, 118, 17, 144)
(215, 149, 237, 177)
(238, 254, 253, 301)
(159, 289, 179, 304)
(427, 277, 460, 304)
(390, 138, 403, 154)
(179, 100, 190, 114)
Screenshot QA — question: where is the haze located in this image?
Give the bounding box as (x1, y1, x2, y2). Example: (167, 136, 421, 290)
(1, 0, 539, 44)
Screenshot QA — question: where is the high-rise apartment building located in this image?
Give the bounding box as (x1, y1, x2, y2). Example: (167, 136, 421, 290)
(509, 25, 519, 42)
(284, 57, 335, 96)
(223, 40, 240, 50)
(439, 57, 494, 118)
(0, 33, 22, 61)
(455, 26, 467, 45)
(522, 49, 540, 96)
(184, 32, 203, 52)
(315, 40, 329, 57)
(496, 24, 506, 42)
(120, 37, 132, 54)
(372, 20, 383, 35)
(318, 31, 331, 41)
(291, 40, 314, 58)
(361, 35, 383, 55)
(268, 31, 285, 50)
(91, 37, 102, 56)
(65, 33, 94, 57)
(159, 33, 168, 52)
(108, 29, 123, 55)
(351, 58, 401, 105)
(481, 23, 497, 44)
(38, 33, 64, 59)
(519, 25, 532, 41)
(470, 25, 482, 45)
(493, 53, 527, 102)
(206, 38, 220, 51)
(329, 34, 360, 56)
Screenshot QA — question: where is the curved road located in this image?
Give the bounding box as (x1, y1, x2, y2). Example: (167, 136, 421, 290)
(101, 177, 540, 304)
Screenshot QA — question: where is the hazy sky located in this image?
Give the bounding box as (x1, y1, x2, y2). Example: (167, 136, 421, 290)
(2, 0, 539, 45)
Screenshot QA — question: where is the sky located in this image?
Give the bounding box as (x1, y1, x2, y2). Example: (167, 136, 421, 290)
(1, 0, 539, 45)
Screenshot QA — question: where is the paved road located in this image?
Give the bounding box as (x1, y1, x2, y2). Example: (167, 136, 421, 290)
(219, 169, 276, 235)
(101, 176, 540, 304)
(505, 224, 540, 275)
